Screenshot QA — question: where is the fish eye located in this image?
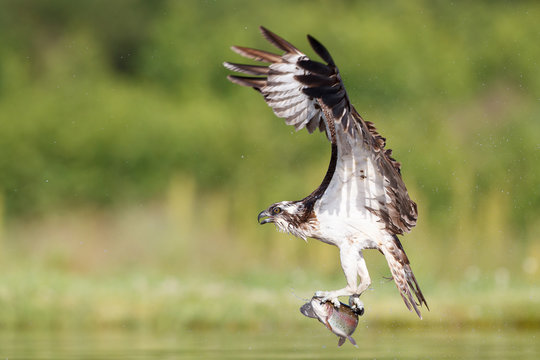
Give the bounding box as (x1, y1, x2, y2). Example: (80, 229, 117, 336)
(273, 207, 281, 215)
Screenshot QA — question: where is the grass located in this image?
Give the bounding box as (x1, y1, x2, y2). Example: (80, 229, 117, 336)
(0, 202, 538, 332)
(0, 264, 538, 332)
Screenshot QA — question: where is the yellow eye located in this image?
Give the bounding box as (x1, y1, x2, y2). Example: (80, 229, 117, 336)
(273, 207, 281, 215)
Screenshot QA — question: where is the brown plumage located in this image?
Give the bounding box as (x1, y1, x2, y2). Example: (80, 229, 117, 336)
(380, 236, 428, 317)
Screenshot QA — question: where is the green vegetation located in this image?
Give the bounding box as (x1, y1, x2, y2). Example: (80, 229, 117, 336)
(0, 0, 538, 330)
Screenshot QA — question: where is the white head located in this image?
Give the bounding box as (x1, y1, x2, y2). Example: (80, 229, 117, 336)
(257, 201, 313, 240)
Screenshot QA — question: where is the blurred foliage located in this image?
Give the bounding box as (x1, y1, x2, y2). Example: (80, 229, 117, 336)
(0, 0, 539, 328)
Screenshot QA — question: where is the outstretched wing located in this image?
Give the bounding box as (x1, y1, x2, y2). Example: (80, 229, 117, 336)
(224, 27, 417, 234)
(224, 27, 329, 134)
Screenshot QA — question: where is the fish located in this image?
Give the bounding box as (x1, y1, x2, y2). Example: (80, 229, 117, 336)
(300, 297, 361, 347)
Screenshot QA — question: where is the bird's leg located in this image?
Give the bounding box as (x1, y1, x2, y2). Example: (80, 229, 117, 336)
(314, 245, 360, 308)
(349, 251, 370, 315)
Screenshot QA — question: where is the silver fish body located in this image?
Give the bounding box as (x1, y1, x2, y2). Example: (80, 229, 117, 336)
(300, 297, 359, 347)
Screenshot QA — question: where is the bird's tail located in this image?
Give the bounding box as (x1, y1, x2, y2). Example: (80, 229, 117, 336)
(380, 235, 429, 318)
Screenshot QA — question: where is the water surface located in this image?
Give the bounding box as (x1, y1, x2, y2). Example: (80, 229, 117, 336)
(0, 327, 538, 359)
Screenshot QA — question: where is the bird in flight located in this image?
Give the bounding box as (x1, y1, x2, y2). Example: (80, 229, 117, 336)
(224, 27, 428, 318)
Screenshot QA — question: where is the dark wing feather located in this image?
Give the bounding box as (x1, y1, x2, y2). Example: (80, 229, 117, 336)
(307, 34, 335, 66)
(294, 73, 335, 87)
(260, 26, 302, 54)
(298, 59, 334, 76)
(224, 27, 417, 234)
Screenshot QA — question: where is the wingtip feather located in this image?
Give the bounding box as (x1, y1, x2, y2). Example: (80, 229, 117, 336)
(307, 34, 335, 65)
(230, 45, 282, 63)
(259, 26, 301, 54)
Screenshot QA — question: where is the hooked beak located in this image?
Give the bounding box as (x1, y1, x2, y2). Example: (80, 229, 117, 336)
(257, 210, 272, 225)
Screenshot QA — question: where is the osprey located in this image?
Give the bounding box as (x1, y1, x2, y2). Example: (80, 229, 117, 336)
(224, 27, 428, 318)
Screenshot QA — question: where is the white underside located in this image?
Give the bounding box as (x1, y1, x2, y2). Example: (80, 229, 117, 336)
(310, 122, 395, 303)
(313, 123, 391, 248)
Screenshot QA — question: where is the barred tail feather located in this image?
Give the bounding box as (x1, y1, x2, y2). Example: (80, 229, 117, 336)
(380, 236, 429, 319)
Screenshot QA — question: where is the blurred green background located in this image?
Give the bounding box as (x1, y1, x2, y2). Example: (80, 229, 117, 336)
(0, 0, 538, 331)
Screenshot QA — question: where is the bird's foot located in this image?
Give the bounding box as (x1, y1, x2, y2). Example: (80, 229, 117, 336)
(349, 294, 365, 316)
(314, 291, 342, 308)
